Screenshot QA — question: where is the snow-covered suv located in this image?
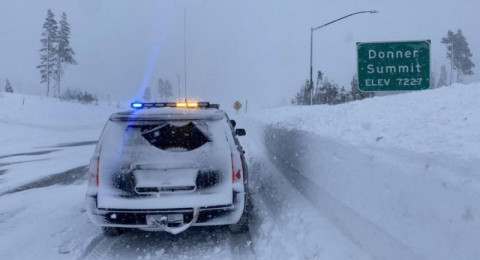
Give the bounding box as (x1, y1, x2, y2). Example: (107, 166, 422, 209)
(86, 102, 248, 235)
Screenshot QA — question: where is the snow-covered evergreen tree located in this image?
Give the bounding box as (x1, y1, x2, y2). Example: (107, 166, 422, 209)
(430, 70, 436, 89)
(350, 73, 374, 101)
(291, 80, 310, 105)
(441, 29, 475, 83)
(37, 9, 58, 97)
(54, 12, 76, 97)
(324, 79, 339, 105)
(338, 86, 348, 103)
(5, 79, 13, 93)
(143, 87, 152, 101)
(437, 64, 448, 88)
(157, 78, 173, 101)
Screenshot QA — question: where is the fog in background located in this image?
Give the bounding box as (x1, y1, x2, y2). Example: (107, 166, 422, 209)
(1, 0, 479, 113)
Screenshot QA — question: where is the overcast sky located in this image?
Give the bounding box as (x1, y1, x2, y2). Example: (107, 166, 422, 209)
(1, 0, 479, 112)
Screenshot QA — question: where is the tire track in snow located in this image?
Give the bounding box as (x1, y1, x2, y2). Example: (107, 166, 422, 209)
(247, 160, 293, 257)
(0, 149, 59, 159)
(78, 227, 255, 259)
(241, 120, 372, 259)
(47, 140, 98, 148)
(0, 165, 88, 196)
(228, 232, 256, 260)
(0, 158, 47, 167)
(265, 126, 423, 260)
(78, 233, 124, 260)
(228, 195, 256, 260)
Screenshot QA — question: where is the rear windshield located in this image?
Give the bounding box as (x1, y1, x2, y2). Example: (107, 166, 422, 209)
(125, 121, 210, 151)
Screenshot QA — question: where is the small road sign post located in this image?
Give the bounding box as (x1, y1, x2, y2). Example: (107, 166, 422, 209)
(357, 40, 430, 91)
(233, 100, 242, 114)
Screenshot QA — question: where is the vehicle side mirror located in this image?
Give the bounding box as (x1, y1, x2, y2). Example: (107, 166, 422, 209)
(230, 120, 236, 128)
(235, 128, 246, 136)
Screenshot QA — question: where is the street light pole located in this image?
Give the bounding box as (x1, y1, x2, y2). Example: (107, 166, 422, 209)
(309, 10, 378, 105)
(310, 27, 314, 105)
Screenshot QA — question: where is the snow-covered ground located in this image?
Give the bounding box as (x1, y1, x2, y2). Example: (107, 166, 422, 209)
(0, 84, 479, 259)
(249, 83, 480, 260)
(257, 83, 480, 160)
(0, 94, 121, 193)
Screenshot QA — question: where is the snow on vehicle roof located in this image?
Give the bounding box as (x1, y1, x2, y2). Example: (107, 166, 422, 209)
(110, 107, 226, 121)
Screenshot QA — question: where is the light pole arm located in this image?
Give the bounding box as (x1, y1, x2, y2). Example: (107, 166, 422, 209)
(313, 10, 378, 32)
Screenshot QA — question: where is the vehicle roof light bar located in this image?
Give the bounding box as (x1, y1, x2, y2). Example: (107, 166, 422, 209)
(131, 102, 144, 109)
(130, 102, 219, 109)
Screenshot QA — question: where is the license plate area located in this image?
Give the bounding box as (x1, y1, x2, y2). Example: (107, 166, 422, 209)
(146, 214, 184, 226)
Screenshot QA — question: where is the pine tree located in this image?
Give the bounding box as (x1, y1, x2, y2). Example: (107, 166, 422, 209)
(143, 87, 152, 101)
(350, 74, 359, 101)
(325, 80, 339, 105)
(157, 78, 173, 101)
(292, 80, 310, 105)
(437, 64, 448, 88)
(5, 79, 14, 93)
(54, 12, 76, 97)
(37, 9, 58, 97)
(441, 29, 475, 83)
(338, 86, 347, 103)
(430, 70, 436, 89)
(350, 73, 374, 101)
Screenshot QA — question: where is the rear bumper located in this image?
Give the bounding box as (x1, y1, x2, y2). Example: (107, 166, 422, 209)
(86, 191, 245, 229)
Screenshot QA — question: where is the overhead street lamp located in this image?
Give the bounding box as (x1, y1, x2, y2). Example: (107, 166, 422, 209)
(309, 10, 378, 105)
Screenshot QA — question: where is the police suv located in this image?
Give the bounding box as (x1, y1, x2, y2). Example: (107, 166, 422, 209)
(86, 101, 248, 235)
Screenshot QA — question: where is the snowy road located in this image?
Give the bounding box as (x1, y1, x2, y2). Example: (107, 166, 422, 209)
(0, 141, 255, 260)
(79, 224, 255, 260)
(0, 121, 370, 260)
(1, 118, 479, 259)
(1, 86, 480, 259)
(262, 127, 420, 260)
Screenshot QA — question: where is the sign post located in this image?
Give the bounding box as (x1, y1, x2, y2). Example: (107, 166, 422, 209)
(357, 40, 430, 91)
(233, 100, 242, 115)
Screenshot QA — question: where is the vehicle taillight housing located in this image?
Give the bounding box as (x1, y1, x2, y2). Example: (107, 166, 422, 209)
(88, 156, 100, 187)
(231, 153, 242, 183)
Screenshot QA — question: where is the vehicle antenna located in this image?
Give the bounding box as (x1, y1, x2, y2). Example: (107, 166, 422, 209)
(183, 7, 187, 102)
(178, 74, 181, 101)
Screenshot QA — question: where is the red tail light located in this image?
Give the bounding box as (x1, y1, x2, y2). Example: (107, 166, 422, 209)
(236, 169, 242, 180)
(231, 153, 242, 183)
(88, 156, 100, 187)
(231, 154, 235, 183)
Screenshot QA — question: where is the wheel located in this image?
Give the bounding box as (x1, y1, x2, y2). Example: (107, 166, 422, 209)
(229, 194, 249, 233)
(102, 227, 125, 236)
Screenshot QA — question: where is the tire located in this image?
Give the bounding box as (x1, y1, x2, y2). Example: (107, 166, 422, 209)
(229, 194, 249, 233)
(102, 227, 125, 236)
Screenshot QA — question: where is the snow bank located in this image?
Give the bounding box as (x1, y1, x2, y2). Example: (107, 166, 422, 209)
(257, 83, 480, 160)
(0, 93, 124, 192)
(0, 92, 123, 154)
(253, 83, 480, 260)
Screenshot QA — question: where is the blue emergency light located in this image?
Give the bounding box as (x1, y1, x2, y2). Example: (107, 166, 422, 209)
(131, 102, 144, 109)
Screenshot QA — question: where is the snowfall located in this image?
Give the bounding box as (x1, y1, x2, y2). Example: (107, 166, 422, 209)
(0, 83, 479, 260)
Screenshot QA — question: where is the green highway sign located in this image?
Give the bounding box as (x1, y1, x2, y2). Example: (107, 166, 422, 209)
(357, 40, 430, 91)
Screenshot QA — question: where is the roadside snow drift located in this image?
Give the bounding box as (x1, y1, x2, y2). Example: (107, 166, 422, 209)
(253, 83, 480, 260)
(0, 93, 122, 192)
(0, 93, 121, 153)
